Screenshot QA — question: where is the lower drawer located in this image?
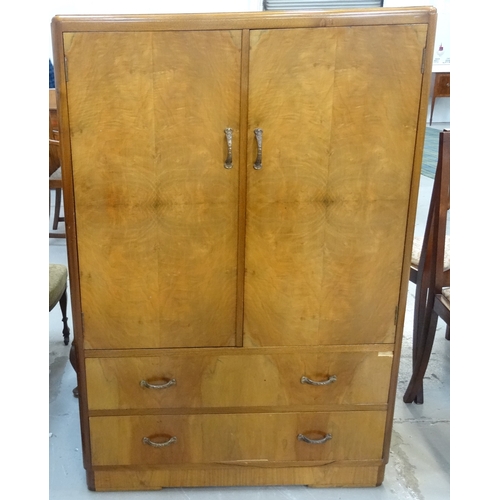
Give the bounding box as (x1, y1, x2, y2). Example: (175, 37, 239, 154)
(89, 411, 386, 466)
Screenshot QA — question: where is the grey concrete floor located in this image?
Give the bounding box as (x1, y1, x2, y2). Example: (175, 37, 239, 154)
(49, 127, 450, 499)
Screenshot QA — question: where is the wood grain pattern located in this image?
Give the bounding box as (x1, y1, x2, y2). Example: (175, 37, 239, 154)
(52, 7, 436, 33)
(51, 9, 437, 492)
(244, 25, 427, 347)
(89, 411, 386, 466)
(85, 349, 393, 410)
(64, 31, 241, 348)
(92, 464, 384, 490)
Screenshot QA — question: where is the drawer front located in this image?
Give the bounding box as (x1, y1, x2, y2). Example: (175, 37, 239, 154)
(89, 411, 386, 466)
(434, 73, 450, 96)
(85, 350, 393, 410)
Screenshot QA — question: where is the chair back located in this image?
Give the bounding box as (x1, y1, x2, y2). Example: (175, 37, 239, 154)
(416, 130, 450, 294)
(427, 130, 450, 294)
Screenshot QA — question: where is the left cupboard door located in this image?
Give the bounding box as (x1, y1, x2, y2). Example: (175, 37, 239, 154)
(63, 30, 242, 349)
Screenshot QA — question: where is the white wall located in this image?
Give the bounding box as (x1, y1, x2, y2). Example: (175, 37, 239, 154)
(384, 0, 450, 64)
(48, 0, 263, 59)
(384, 0, 450, 123)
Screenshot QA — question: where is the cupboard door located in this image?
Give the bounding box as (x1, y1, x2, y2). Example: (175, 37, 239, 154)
(245, 25, 427, 346)
(64, 30, 242, 348)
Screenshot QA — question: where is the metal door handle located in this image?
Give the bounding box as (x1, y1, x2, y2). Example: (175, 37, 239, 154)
(224, 128, 233, 169)
(253, 128, 263, 170)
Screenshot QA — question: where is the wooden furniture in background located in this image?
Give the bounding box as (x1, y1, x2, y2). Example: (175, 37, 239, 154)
(49, 89, 65, 238)
(51, 8, 437, 491)
(404, 130, 450, 404)
(429, 72, 450, 126)
(408, 128, 450, 405)
(49, 264, 70, 345)
(49, 89, 58, 140)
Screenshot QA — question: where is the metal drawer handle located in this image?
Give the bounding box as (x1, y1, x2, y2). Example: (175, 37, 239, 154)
(300, 375, 337, 386)
(142, 436, 177, 448)
(140, 378, 176, 390)
(297, 433, 332, 445)
(224, 128, 233, 169)
(253, 128, 263, 170)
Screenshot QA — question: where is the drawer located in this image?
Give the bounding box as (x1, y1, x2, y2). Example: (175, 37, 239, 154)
(434, 73, 450, 97)
(89, 410, 386, 466)
(85, 349, 393, 410)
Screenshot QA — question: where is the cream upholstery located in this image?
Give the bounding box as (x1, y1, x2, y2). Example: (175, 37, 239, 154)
(49, 264, 70, 345)
(412, 234, 450, 270)
(49, 264, 67, 310)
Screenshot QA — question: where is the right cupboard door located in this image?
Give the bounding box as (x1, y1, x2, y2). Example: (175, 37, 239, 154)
(244, 25, 429, 347)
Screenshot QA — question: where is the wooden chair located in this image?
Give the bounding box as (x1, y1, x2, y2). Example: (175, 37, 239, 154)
(49, 89, 65, 238)
(404, 129, 450, 404)
(49, 264, 78, 396)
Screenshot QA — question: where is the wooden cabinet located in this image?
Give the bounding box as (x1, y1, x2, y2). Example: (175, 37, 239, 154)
(52, 8, 436, 491)
(430, 72, 450, 125)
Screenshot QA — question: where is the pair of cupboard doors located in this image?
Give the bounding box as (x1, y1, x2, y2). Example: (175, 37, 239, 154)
(55, 9, 435, 352)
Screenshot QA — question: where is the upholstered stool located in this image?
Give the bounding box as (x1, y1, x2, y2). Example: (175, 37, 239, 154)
(49, 264, 70, 345)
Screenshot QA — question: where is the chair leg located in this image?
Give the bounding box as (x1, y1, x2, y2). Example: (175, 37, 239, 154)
(430, 96, 436, 126)
(69, 341, 79, 398)
(403, 308, 439, 404)
(410, 287, 430, 405)
(412, 283, 429, 375)
(53, 188, 62, 230)
(59, 289, 71, 345)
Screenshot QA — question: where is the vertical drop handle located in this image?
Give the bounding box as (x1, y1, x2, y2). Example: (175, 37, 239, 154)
(224, 128, 233, 169)
(253, 128, 263, 170)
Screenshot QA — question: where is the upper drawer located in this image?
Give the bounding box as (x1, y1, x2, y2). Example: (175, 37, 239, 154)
(85, 349, 393, 410)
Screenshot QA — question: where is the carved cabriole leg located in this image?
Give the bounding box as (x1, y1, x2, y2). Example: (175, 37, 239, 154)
(59, 289, 70, 345)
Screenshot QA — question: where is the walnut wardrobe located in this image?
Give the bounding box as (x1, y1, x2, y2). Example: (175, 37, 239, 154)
(51, 7, 436, 491)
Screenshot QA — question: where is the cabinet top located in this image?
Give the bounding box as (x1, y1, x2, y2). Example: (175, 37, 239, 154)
(52, 7, 436, 32)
